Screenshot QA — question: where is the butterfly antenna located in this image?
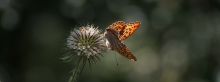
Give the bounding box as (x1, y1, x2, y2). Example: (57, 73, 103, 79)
(114, 51, 119, 65)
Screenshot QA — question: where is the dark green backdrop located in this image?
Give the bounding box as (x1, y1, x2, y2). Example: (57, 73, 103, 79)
(0, 0, 220, 82)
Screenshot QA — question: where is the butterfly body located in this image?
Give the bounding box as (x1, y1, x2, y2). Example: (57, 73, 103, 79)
(104, 21, 141, 61)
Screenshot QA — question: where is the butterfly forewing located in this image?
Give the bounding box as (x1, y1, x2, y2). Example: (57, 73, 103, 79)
(119, 21, 141, 41)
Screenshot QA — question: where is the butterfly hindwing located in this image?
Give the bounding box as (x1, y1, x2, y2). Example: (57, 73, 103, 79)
(114, 46, 137, 61)
(104, 28, 124, 49)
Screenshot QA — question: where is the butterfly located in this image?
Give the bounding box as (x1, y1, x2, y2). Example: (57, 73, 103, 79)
(104, 21, 141, 61)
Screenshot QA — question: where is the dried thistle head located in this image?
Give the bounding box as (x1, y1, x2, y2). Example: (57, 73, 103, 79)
(62, 24, 108, 82)
(62, 25, 107, 65)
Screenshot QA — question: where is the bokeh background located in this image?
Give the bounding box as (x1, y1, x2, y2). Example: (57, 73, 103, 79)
(1, 0, 220, 82)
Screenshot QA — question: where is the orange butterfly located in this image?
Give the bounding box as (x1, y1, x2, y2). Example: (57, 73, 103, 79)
(104, 21, 141, 61)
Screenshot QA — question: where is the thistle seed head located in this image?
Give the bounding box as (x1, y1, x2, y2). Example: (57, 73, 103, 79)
(62, 25, 107, 62)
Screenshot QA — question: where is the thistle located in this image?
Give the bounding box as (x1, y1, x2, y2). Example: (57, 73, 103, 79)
(61, 25, 108, 82)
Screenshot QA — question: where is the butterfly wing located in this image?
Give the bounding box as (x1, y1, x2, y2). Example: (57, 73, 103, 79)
(107, 21, 125, 34)
(114, 46, 137, 61)
(119, 21, 141, 41)
(104, 28, 137, 61)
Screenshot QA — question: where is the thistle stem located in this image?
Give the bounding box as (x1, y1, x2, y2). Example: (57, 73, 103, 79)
(68, 56, 83, 82)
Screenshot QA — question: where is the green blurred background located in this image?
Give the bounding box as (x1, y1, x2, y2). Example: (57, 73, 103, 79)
(1, 0, 220, 82)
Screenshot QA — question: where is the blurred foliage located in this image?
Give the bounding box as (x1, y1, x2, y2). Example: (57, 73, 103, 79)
(0, 0, 220, 82)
